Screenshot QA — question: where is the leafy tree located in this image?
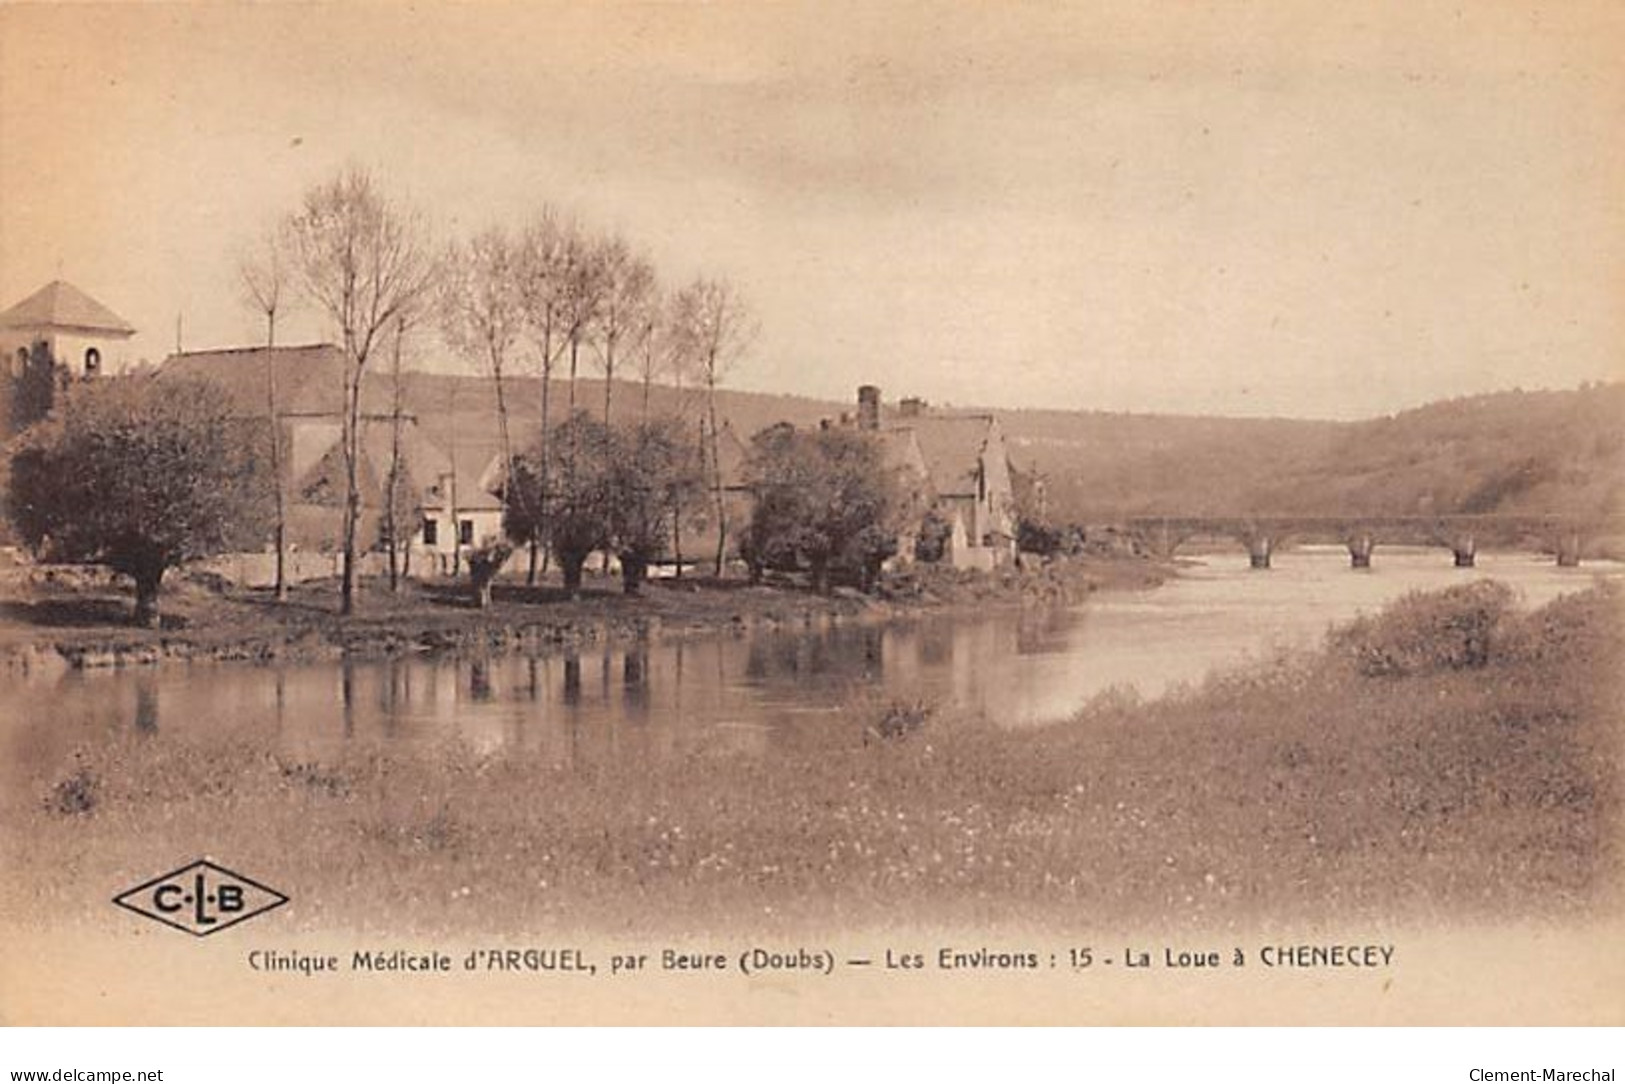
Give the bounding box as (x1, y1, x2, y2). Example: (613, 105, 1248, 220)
(743, 423, 903, 594)
(508, 411, 616, 598)
(739, 423, 810, 584)
(607, 416, 704, 594)
(8, 376, 271, 626)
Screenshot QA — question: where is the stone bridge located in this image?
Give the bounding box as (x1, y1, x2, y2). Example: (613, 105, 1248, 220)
(1120, 514, 1624, 569)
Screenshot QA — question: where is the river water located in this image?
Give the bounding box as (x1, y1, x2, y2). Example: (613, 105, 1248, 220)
(4, 549, 1618, 770)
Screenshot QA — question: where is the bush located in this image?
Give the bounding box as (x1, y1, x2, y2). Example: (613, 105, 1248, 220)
(1330, 580, 1518, 677)
(1495, 580, 1622, 668)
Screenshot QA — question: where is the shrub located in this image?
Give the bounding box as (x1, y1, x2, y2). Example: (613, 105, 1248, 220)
(1330, 580, 1519, 677)
(1496, 580, 1622, 668)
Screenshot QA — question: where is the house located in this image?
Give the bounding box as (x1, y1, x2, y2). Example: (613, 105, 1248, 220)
(155, 344, 505, 580)
(0, 281, 138, 436)
(854, 385, 1018, 570)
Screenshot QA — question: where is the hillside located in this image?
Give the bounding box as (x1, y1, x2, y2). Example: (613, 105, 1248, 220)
(1247, 384, 1625, 519)
(998, 384, 1624, 523)
(396, 374, 1624, 524)
(997, 409, 1348, 520)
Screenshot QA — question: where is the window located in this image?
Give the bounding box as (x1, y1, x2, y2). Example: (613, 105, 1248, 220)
(84, 347, 101, 375)
(459, 519, 475, 546)
(12, 347, 26, 377)
(421, 518, 439, 546)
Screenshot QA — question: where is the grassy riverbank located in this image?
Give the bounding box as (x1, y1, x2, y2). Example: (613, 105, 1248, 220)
(0, 555, 1169, 671)
(6, 580, 1619, 936)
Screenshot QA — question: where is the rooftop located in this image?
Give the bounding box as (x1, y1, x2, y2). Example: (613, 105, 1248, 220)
(156, 344, 398, 417)
(889, 412, 997, 497)
(0, 280, 136, 336)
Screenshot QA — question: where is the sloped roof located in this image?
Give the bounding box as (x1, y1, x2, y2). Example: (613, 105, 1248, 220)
(292, 417, 503, 515)
(0, 281, 135, 336)
(876, 428, 930, 490)
(155, 344, 398, 416)
(396, 428, 504, 514)
(892, 414, 995, 497)
(714, 420, 751, 490)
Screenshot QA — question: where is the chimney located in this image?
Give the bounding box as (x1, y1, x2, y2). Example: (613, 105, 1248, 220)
(857, 385, 881, 431)
(899, 396, 926, 418)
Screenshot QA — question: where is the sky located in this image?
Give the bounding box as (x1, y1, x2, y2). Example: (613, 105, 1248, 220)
(2, 2, 1622, 420)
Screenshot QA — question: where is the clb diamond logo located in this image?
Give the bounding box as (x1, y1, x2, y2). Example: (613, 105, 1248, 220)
(114, 859, 288, 936)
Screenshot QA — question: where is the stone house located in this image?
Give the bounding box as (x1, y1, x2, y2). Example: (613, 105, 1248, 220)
(155, 343, 504, 581)
(855, 386, 1018, 570)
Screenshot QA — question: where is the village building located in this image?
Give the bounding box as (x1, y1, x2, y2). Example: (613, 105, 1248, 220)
(0, 281, 139, 437)
(155, 344, 504, 583)
(0, 280, 138, 381)
(852, 385, 1019, 571)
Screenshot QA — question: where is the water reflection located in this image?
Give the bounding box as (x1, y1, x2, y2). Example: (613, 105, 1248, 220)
(2, 551, 1618, 774)
(468, 659, 493, 702)
(133, 674, 158, 735)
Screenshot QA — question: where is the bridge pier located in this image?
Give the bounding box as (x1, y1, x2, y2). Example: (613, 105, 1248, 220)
(1556, 531, 1583, 568)
(1247, 535, 1274, 570)
(1451, 533, 1476, 568)
(1347, 533, 1374, 569)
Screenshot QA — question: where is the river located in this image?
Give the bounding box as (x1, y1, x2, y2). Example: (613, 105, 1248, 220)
(3, 549, 1618, 771)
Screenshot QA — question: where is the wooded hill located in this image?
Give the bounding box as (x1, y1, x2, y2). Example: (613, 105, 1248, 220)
(1001, 382, 1625, 523)
(400, 374, 1621, 525)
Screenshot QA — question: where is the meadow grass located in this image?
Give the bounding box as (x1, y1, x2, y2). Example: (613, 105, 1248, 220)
(7, 581, 1619, 937)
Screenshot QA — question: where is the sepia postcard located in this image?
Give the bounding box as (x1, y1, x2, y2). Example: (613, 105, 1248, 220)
(1, 1, 1622, 1027)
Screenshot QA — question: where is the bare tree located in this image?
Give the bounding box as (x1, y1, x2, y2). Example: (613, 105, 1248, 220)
(590, 233, 656, 428)
(441, 227, 525, 533)
(515, 210, 573, 583)
(633, 285, 671, 424)
(670, 277, 756, 576)
(284, 168, 436, 616)
(238, 233, 292, 601)
(557, 224, 604, 419)
(382, 313, 421, 594)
